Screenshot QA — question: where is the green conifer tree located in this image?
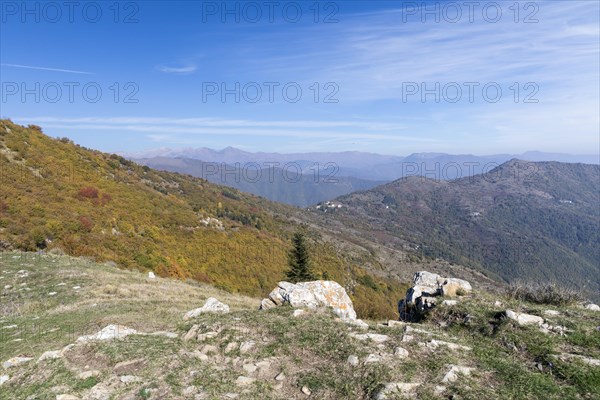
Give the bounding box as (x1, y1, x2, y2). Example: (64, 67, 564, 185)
(286, 231, 315, 283)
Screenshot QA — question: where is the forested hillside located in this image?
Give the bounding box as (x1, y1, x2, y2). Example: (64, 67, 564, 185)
(0, 120, 406, 318)
(316, 160, 600, 300)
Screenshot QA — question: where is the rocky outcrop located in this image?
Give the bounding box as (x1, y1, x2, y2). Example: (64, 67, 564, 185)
(398, 271, 472, 321)
(259, 280, 357, 321)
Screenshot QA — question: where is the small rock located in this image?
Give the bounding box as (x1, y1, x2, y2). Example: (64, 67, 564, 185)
(387, 320, 405, 328)
(48, 292, 57, 296)
(375, 382, 420, 399)
(224, 342, 239, 354)
(505, 310, 544, 326)
(242, 363, 257, 374)
(0, 375, 9, 386)
(442, 300, 458, 306)
(494, 301, 503, 307)
(275, 372, 286, 381)
(350, 333, 389, 343)
(201, 345, 219, 355)
(184, 298, 230, 320)
(183, 324, 200, 341)
(197, 331, 219, 342)
(544, 310, 560, 316)
(56, 395, 80, 400)
(77, 370, 100, 380)
(347, 355, 359, 366)
(401, 334, 414, 343)
(301, 386, 312, 395)
(585, 303, 600, 312)
(113, 358, 145, 375)
(426, 339, 472, 351)
(38, 350, 62, 362)
(442, 365, 474, 383)
(235, 376, 256, 386)
(148, 272, 156, 279)
(364, 354, 382, 363)
(239, 341, 256, 354)
(293, 309, 306, 317)
(2, 356, 33, 368)
(119, 375, 143, 384)
(77, 325, 137, 343)
(347, 319, 369, 329)
(394, 347, 409, 358)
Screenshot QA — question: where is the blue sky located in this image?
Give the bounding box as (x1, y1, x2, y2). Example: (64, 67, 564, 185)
(1, 0, 598, 155)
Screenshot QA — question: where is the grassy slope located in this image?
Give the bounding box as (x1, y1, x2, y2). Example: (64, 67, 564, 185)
(1, 254, 599, 399)
(0, 120, 405, 319)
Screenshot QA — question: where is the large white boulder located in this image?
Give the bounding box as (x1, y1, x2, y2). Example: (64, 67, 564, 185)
(260, 280, 357, 321)
(184, 297, 230, 320)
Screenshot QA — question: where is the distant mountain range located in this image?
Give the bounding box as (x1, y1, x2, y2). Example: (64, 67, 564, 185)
(130, 148, 599, 206)
(311, 159, 600, 300)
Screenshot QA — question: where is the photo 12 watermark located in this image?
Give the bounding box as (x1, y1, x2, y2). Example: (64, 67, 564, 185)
(401, 82, 539, 104)
(200, 1, 339, 24)
(399, 1, 539, 24)
(201, 81, 339, 104)
(1, 82, 140, 104)
(0, 1, 140, 23)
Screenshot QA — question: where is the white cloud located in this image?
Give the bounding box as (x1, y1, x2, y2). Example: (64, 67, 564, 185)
(156, 64, 197, 74)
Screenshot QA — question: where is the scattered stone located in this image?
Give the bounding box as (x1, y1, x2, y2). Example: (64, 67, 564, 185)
(113, 358, 145, 375)
(201, 345, 219, 355)
(0, 375, 9, 386)
(57, 283, 66, 286)
(235, 376, 256, 386)
(184, 298, 230, 320)
(72, 286, 81, 290)
(78, 370, 100, 380)
(293, 309, 306, 317)
(394, 347, 409, 358)
(242, 363, 257, 374)
(387, 320, 405, 328)
(239, 341, 256, 354)
(585, 303, 600, 311)
(442, 300, 458, 306)
(350, 333, 389, 343)
(197, 331, 219, 342)
(301, 386, 312, 395)
(425, 339, 472, 351)
(544, 310, 560, 316)
(149, 331, 178, 339)
(38, 350, 62, 362)
(346, 319, 369, 329)
(374, 382, 420, 399)
(2, 356, 33, 368)
(494, 301, 503, 307)
(555, 353, 600, 367)
(348, 355, 359, 366)
(48, 292, 57, 296)
(364, 354, 382, 363)
(401, 334, 414, 343)
(56, 395, 80, 400)
(183, 324, 200, 341)
(224, 342, 239, 354)
(148, 271, 156, 279)
(260, 280, 357, 321)
(119, 375, 143, 384)
(275, 372, 286, 381)
(77, 325, 138, 343)
(442, 365, 474, 383)
(505, 310, 544, 326)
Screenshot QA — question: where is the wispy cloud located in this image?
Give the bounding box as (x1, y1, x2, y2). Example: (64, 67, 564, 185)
(156, 64, 197, 74)
(0, 63, 94, 75)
